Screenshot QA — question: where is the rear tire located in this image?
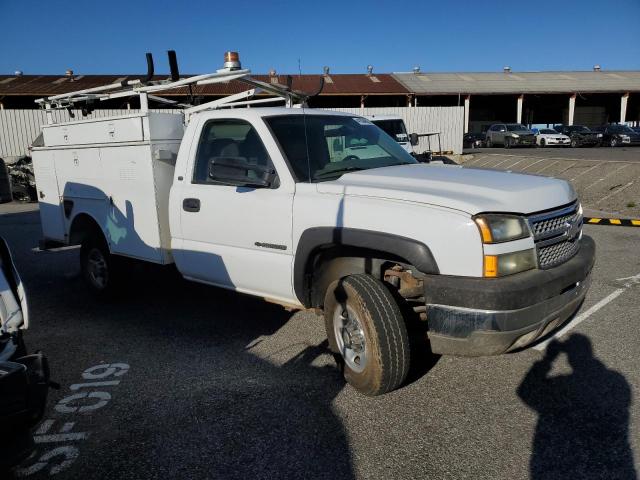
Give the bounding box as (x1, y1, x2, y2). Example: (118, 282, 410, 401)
(80, 233, 127, 297)
(570, 139, 578, 148)
(324, 274, 410, 396)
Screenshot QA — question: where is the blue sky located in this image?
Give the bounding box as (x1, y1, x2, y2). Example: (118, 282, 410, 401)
(2, 0, 639, 75)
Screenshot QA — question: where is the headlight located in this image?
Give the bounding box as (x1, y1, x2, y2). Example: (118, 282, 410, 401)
(511, 134, 520, 138)
(597, 133, 603, 138)
(474, 214, 530, 243)
(484, 249, 537, 277)
(621, 135, 630, 141)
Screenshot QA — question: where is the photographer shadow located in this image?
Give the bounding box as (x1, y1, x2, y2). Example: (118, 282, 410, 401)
(517, 334, 637, 480)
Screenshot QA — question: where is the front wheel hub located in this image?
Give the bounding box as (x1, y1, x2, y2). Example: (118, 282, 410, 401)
(334, 305, 367, 373)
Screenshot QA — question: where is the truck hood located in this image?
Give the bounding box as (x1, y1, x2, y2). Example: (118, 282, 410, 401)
(316, 164, 576, 215)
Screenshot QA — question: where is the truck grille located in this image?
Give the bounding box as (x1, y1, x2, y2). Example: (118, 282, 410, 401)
(528, 202, 582, 269)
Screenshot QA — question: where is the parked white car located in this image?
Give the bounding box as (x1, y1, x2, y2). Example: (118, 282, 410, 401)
(536, 129, 570, 147)
(31, 51, 595, 396)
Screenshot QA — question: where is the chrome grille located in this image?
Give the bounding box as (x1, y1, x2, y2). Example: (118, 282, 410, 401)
(528, 202, 582, 269)
(538, 239, 581, 268)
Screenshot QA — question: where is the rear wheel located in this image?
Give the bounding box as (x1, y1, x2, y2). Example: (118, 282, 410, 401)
(324, 274, 410, 396)
(570, 138, 578, 148)
(80, 233, 127, 296)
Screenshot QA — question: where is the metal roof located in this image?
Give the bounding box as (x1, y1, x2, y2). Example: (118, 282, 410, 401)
(0, 73, 408, 97)
(393, 71, 640, 95)
(3, 71, 639, 98)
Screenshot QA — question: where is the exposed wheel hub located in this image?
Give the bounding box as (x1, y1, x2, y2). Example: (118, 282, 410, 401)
(334, 305, 367, 373)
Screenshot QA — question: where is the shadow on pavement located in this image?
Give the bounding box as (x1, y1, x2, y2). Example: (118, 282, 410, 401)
(517, 334, 637, 480)
(0, 207, 354, 480)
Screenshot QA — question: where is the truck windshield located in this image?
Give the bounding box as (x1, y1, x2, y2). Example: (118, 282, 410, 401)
(371, 119, 408, 142)
(265, 115, 417, 182)
(507, 124, 528, 131)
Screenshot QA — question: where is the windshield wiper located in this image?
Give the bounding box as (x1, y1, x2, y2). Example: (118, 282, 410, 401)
(313, 166, 366, 180)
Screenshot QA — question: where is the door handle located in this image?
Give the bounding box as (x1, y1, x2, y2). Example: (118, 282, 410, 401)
(182, 198, 200, 212)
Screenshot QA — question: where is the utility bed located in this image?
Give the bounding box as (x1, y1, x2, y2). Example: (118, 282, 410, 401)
(32, 111, 184, 264)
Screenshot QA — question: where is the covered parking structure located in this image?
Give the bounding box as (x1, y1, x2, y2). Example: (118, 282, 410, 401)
(393, 70, 640, 133)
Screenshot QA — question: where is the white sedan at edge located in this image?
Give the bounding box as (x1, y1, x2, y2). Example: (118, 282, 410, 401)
(535, 128, 571, 147)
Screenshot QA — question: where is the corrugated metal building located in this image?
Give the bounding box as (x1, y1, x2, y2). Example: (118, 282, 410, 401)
(392, 70, 640, 132)
(0, 68, 639, 151)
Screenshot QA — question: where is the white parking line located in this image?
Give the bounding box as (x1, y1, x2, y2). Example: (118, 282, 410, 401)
(534, 273, 640, 351)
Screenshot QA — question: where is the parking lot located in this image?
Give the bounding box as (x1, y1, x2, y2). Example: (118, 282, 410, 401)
(2, 195, 639, 479)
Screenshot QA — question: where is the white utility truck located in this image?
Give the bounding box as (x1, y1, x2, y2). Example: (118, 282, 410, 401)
(32, 52, 595, 395)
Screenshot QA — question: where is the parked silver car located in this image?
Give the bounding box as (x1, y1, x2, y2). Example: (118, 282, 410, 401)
(485, 123, 536, 148)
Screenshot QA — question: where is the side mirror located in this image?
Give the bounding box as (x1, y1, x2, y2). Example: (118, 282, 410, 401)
(409, 133, 419, 146)
(208, 158, 276, 188)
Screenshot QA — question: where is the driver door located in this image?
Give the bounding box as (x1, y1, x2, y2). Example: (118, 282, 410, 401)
(172, 117, 296, 304)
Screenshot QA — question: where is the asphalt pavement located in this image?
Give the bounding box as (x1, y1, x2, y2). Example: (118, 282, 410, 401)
(3, 204, 639, 480)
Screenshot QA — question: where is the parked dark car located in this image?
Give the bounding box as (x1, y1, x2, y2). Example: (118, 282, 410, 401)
(485, 123, 536, 148)
(553, 125, 602, 147)
(463, 132, 485, 149)
(633, 127, 640, 134)
(594, 124, 640, 147)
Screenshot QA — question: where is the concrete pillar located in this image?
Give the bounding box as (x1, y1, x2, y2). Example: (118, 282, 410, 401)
(407, 95, 413, 108)
(360, 95, 366, 109)
(568, 94, 576, 126)
(516, 95, 523, 124)
(0, 102, 4, 111)
(464, 95, 470, 133)
(621, 92, 629, 123)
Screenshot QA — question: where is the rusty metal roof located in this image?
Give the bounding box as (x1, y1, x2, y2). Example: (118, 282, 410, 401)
(0, 73, 408, 97)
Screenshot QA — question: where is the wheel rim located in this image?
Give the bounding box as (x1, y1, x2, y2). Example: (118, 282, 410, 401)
(611, 138, 617, 147)
(87, 248, 108, 289)
(333, 304, 367, 373)
(541, 139, 545, 146)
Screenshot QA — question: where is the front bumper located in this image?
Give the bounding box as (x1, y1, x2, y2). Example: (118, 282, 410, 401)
(423, 235, 595, 356)
(545, 139, 570, 146)
(514, 137, 536, 146)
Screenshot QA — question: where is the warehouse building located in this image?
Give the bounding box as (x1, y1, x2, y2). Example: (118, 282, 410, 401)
(0, 67, 639, 157)
(394, 68, 640, 132)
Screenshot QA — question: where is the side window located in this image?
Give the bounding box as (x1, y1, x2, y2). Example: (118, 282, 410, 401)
(193, 119, 272, 184)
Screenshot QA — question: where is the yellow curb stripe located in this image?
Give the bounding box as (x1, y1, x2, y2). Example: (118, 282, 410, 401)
(584, 217, 640, 227)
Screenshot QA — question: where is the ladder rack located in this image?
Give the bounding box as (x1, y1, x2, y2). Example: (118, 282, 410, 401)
(35, 51, 323, 124)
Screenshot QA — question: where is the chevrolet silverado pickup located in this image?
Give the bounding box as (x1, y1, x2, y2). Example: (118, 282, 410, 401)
(31, 52, 595, 395)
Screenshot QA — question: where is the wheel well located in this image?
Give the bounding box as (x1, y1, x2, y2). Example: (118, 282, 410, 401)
(307, 246, 414, 308)
(68, 213, 104, 246)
